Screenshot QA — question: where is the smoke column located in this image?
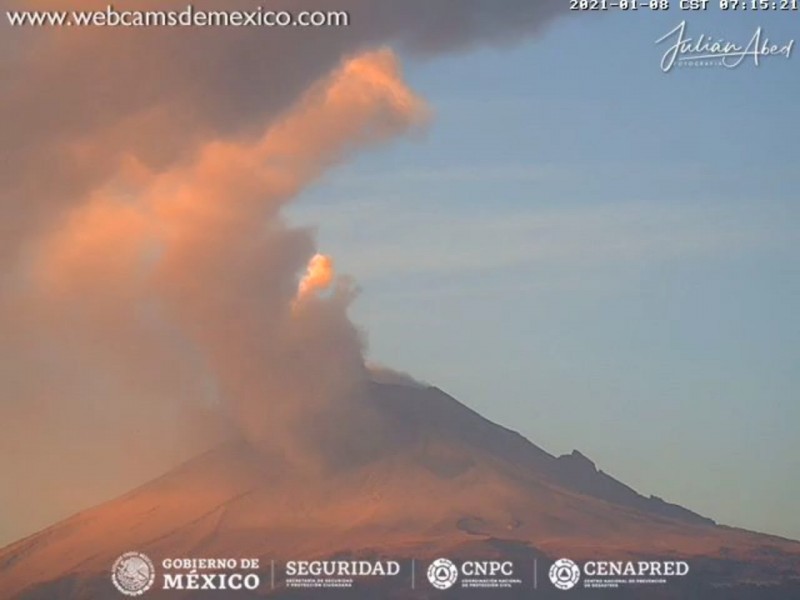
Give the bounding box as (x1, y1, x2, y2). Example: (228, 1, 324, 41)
(0, 0, 566, 545)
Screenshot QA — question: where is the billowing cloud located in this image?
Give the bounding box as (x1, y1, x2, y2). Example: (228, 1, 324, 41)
(0, 0, 566, 545)
(367, 363, 428, 388)
(0, 48, 427, 542)
(295, 254, 335, 306)
(0, 0, 566, 262)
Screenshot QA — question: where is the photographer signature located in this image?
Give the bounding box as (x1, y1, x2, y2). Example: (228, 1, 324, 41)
(656, 21, 794, 72)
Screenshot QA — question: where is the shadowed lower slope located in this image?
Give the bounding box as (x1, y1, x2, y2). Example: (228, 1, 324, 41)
(1, 382, 798, 599)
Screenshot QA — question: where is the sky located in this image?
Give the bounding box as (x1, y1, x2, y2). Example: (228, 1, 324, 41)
(288, 9, 800, 540)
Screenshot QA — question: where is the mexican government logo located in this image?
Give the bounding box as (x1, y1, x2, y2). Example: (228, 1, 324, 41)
(549, 558, 581, 591)
(111, 553, 262, 594)
(427, 558, 459, 590)
(111, 552, 156, 596)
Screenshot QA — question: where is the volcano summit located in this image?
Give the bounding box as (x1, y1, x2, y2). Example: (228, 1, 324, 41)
(1, 380, 798, 599)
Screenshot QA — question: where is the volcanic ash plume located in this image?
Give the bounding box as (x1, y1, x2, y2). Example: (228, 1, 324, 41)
(0, 49, 427, 541)
(295, 254, 335, 307)
(0, 0, 567, 546)
(138, 49, 428, 465)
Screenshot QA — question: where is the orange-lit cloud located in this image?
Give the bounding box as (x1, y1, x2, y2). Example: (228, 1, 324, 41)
(0, 0, 565, 268)
(0, 0, 565, 547)
(295, 254, 335, 306)
(0, 51, 426, 542)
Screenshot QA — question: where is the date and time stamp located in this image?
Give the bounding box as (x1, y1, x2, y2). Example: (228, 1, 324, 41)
(569, 0, 797, 72)
(570, 0, 797, 10)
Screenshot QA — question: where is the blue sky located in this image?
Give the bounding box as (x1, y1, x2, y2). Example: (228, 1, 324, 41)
(289, 10, 799, 539)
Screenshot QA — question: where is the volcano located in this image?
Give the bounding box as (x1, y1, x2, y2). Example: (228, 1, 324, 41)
(1, 381, 798, 599)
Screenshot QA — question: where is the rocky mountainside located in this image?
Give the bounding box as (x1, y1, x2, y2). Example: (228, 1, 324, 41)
(1, 382, 798, 599)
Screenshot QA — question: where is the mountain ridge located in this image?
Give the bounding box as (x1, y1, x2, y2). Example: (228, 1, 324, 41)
(1, 381, 798, 599)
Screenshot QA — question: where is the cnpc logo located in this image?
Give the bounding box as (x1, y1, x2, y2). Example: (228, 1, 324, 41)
(426, 558, 514, 590)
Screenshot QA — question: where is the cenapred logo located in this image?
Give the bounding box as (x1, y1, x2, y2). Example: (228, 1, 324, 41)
(112, 552, 156, 596)
(427, 558, 459, 590)
(549, 558, 580, 591)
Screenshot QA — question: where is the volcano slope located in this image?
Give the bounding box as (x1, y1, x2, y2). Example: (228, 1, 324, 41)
(1, 381, 798, 599)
